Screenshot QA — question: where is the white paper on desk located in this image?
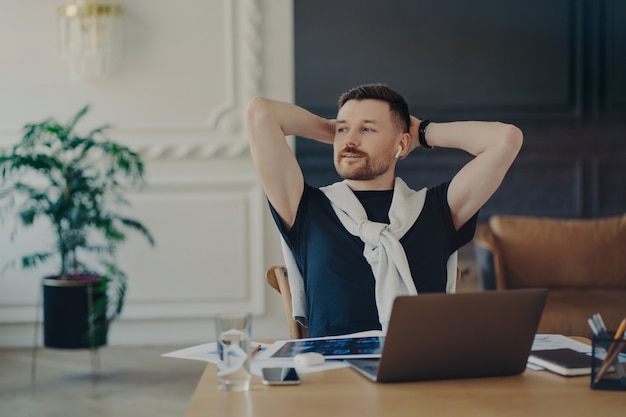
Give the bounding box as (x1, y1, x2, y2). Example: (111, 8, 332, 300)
(530, 334, 592, 354)
(252, 358, 348, 375)
(161, 342, 349, 376)
(161, 341, 265, 364)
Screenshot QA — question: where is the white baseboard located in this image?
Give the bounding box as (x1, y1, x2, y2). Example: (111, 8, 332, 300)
(0, 316, 290, 348)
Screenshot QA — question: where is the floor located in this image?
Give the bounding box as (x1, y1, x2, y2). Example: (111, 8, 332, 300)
(0, 345, 206, 417)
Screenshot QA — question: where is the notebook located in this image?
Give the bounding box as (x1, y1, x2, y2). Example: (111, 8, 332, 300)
(344, 288, 548, 383)
(527, 348, 592, 376)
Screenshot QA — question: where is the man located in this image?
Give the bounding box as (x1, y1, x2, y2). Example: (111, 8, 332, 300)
(247, 83, 522, 337)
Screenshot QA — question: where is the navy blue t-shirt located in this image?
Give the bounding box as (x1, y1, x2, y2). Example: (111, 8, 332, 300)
(269, 181, 477, 337)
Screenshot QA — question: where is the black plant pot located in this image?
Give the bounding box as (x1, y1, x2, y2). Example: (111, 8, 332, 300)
(42, 275, 109, 349)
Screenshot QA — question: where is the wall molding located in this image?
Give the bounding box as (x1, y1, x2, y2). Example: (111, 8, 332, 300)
(0, 178, 266, 323)
(121, 178, 266, 320)
(206, 0, 238, 132)
(135, 141, 251, 160)
(0, 0, 263, 158)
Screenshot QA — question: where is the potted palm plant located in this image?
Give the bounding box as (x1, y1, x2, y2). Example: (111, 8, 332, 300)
(0, 106, 154, 349)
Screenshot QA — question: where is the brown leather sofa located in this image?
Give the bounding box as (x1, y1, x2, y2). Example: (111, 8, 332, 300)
(474, 214, 626, 336)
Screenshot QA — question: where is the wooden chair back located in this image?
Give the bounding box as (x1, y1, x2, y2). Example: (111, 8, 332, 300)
(266, 265, 308, 339)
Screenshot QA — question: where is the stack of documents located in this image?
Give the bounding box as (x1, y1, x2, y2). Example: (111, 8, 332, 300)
(528, 334, 626, 377)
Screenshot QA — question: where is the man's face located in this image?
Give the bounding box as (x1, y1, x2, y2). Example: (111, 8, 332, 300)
(334, 99, 400, 181)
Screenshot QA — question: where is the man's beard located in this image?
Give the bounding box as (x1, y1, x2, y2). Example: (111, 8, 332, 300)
(335, 147, 391, 180)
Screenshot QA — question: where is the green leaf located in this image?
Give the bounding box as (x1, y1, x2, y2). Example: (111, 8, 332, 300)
(20, 252, 55, 269)
(65, 105, 90, 135)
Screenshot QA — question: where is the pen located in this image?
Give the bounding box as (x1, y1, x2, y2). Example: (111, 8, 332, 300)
(593, 333, 626, 385)
(589, 314, 610, 350)
(593, 317, 626, 385)
(608, 318, 626, 355)
(592, 313, 610, 339)
(587, 318, 599, 337)
(251, 344, 262, 357)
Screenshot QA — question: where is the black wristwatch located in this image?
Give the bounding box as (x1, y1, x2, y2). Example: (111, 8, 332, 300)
(418, 119, 434, 149)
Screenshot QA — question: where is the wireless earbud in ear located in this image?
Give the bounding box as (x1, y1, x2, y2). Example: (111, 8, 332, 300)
(394, 145, 402, 159)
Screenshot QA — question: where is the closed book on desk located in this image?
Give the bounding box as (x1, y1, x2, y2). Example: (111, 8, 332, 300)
(528, 348, 591, 376)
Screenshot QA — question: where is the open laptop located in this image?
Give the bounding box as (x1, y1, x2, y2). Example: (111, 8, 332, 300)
(344, 288, 547, 383)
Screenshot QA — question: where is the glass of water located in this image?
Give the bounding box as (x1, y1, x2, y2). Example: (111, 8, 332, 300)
(215, 312, 252, 391)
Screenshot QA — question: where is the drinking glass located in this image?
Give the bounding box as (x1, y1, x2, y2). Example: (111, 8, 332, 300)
(215, 312, 252, 391)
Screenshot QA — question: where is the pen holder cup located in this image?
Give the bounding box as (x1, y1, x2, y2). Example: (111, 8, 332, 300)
(591, 333, 626, 391)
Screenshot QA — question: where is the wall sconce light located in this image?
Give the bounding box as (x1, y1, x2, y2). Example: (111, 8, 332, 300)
(57, 1, 123, 81)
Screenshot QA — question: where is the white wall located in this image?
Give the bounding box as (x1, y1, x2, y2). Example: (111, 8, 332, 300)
(0, 0, 294, 347)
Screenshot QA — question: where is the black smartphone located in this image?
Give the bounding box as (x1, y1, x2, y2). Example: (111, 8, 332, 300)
(261, 367, 301, 385)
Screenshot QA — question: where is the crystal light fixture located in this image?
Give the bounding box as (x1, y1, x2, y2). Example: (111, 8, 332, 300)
(57, 1, 123, 81)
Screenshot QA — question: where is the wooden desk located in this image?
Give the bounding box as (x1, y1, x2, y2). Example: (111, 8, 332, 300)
(187, 362, 626, 417)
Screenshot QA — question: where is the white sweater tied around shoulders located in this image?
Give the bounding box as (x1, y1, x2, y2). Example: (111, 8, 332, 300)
(280, 178, 457, 332)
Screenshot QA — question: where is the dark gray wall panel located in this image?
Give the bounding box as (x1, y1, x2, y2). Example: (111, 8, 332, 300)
(295, 0, 581, 120)
(595, 157, 626, 216)
(294, 0, 626, 219)
(604, 0, 626, 112)
(480, 157, 584, 218)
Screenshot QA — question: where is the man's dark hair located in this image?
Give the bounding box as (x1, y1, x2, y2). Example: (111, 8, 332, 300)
(337, 83, 410, 133)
